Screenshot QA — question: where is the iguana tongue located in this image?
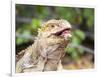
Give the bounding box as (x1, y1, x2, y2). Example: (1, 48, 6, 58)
(61, 30, 70, 36)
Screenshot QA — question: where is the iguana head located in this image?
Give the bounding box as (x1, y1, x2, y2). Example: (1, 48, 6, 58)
(38, 19, 72, 41)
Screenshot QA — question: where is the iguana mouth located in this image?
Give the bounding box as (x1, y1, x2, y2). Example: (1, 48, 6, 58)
(54, 28, 71, 37)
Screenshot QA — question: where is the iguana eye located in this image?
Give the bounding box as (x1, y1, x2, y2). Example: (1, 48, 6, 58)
(51, 25, 55, 27)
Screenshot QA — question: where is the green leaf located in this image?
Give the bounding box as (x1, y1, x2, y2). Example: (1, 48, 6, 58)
(31, 19, 41, 29)
(75, 30, 85, 41)
(72, 36, 81, 45)
(16, 38, 23, 45)
(71, 51, 80, 60)
(23, 30, 31, 35)
(67, 47, 76, 53)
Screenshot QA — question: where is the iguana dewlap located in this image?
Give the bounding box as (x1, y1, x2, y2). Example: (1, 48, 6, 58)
(16, 19, 72, 73)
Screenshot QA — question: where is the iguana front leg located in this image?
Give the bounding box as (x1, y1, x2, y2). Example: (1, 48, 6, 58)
(16, 41, 39, 73)
(16, 51, 33, 73)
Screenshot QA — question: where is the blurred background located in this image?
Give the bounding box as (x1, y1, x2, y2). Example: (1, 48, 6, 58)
(16, 4, 94, 70)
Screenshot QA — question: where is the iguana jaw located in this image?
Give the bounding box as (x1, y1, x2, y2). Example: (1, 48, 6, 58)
(53, 27, 72, 39)
(54, 28, 70, 35)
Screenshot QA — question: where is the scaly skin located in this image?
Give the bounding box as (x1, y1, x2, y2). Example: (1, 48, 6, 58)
(16, 19, 72, 73)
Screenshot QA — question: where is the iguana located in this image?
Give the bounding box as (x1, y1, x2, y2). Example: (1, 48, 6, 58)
(16, 19, 72, 73)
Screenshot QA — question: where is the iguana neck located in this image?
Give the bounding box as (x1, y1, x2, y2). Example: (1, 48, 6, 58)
(35, 37, 67, 71)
